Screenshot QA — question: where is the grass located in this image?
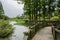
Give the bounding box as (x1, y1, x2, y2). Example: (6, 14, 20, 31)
(10, 18, 31, 27)
(10, 16, 60, 27)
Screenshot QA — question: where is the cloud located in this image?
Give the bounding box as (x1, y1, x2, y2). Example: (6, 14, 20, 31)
(1, 0, 24, 18)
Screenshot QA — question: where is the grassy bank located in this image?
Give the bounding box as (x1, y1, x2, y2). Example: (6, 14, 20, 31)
(10, 18, 31, 27)
(0, 20, 14, 38)
(10, 16, 60, 27)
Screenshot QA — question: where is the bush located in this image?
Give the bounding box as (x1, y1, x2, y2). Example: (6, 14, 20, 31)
(0, 20, 13, 38)
(50, 16, 59, 21)
(3, 15, 9, 20)
(0, 15, 9, 20)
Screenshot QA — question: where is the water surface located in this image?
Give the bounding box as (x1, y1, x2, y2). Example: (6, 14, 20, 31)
(9, 21, 29, 40)
(0, 21, 29, 40)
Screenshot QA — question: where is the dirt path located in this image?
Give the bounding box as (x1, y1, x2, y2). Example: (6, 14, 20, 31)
(32, 27, 54, 40)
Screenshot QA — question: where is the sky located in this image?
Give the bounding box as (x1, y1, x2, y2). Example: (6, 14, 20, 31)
(0, 0, 24, 18)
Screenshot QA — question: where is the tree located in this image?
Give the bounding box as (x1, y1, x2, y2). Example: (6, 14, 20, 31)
(0, 2, 4, 19)
(0, 2, 9, 20)
(24, 0, 57, 21)
(57, 0, 60, 18)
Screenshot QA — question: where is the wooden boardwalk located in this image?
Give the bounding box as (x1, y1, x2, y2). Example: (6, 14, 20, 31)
(32, 27, 54, 40)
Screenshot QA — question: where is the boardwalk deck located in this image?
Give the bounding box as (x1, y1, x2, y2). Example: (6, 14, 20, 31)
(32, 27, 54, 40)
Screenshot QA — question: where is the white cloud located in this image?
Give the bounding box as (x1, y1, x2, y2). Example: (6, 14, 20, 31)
(1, 0, 24, 18)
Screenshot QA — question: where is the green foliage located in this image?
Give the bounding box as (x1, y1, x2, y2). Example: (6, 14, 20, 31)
(24, 0, 56, 21)
(0, 20, 13, 38)
(3, 15, 9, 20)
(16, 14, 24, 19)
(0, 2, 4, 17)
(50, 16, 59, 21)
(16, 16, 21, 19)
(0, 15, 9, 20)
(0, 2, 9, 20)
(10, 18, 32, 26)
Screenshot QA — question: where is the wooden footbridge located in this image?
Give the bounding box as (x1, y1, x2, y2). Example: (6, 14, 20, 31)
(32, 27, 54, 40)
(24, 21, 60, 40)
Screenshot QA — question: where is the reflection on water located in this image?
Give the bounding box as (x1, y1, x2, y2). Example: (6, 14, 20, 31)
(10, 25, 29, 40)
(0, 21, 29, 40)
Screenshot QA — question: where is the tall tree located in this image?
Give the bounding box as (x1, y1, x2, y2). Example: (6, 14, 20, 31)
(0, 2, 9, 20)
(57, 0, 60, 18)
(0, 2, 4, 19)
(24, 0, 56, 21)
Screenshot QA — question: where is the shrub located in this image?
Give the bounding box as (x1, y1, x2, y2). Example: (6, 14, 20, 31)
(3, 15, 9, 20)
(50, 16, 59, 21)
(0, 20, 13, 38)
(0, 15, 9, 20)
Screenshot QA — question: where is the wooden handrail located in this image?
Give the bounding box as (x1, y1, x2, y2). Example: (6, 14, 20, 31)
(55, 28, 60, 33)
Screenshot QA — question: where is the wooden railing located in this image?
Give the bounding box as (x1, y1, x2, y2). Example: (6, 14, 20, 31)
(52, 26, 60, 40)
(25, 20, 60, 40)
(27, 22, 43, 40)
